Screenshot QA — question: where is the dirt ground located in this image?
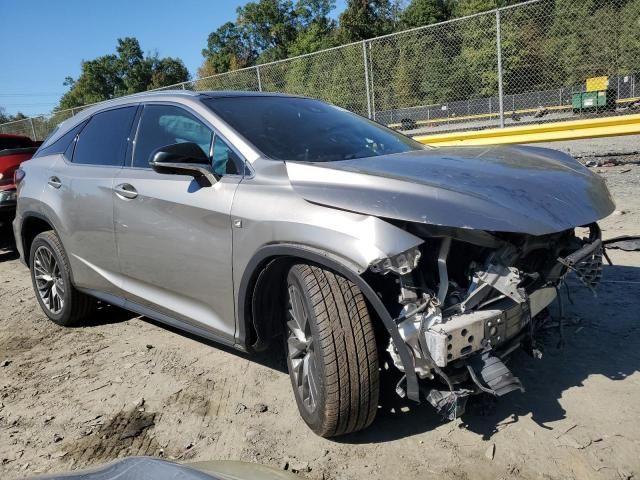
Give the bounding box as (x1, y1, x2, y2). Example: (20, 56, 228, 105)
(1, 162, 639, 480)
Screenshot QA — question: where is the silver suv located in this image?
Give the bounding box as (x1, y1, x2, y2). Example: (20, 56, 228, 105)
(13, 91, 614, 437)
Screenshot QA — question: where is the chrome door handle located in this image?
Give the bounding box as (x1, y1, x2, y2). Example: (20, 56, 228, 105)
(48, 176, 62, 189)
(113, 183, 138, 199)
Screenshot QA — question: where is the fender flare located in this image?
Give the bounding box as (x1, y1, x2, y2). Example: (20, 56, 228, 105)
(237, 244, 420, 402)
(18, 211, 57, 263)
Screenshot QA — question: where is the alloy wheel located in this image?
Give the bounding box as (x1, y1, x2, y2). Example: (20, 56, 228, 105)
(33, 245, 65, 314)
(286, 282, 320, 413)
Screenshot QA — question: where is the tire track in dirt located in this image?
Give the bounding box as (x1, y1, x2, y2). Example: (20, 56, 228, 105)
(66, 408, 158, 468)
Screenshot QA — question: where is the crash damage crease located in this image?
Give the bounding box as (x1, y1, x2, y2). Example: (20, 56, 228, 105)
(283, 145, 614, 419)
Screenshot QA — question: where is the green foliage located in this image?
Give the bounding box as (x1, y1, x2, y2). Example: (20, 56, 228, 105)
(46, 0, 640, 123)
(618, 0, 640, 73)
(451, 0, 500, 17)
(338, 0, 399, 41)
(200, 0, 338, 72)
(0, 108, 28, 124)
(199, 22, 255, 77)
(58, 37, 189, 110)
(400, 0, 448, 28)
(239, 0, 299, 62)
(289, 0, 339, 55)
(545, 0, 623, 87)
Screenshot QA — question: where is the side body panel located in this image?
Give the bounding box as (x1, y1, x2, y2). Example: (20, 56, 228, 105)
(113, 169, 240, 343)
(230, 159, 425, 342)
(45, 158, 122, 295)
(12, 156, 53, 259)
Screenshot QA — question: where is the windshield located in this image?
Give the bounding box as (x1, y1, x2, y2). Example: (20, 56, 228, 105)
(202, 96, 424, 162)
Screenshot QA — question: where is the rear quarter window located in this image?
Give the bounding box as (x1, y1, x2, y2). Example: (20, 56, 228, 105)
(33, 121, 87, 160)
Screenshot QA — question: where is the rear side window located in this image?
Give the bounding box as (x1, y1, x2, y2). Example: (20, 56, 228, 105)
(73, 107, 137, 166)
(33, 121, 87, 159)
(132, 104, 213, 169)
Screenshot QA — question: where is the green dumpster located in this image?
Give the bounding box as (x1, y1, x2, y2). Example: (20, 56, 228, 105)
(572, 89, 616, 113)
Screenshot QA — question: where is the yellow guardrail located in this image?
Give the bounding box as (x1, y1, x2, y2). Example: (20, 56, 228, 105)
(413, 113, 640, 146)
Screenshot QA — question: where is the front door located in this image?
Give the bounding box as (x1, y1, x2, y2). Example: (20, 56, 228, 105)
(113, 103, 243, 343)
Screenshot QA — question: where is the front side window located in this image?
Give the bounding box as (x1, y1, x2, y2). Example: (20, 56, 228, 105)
(132, 105, 213, 169)
(73, 107, 137, 166)
(203, 96, 424, 162)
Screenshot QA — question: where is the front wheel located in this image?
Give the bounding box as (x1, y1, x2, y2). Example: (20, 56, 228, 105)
(29, 231, 95, 326)
(285, 264, 379, 437)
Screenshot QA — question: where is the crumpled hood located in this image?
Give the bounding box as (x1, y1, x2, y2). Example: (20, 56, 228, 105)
(285, 145, 615, 235)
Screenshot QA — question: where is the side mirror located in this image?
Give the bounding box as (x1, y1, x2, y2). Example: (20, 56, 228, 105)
(150, 142, 217, 187)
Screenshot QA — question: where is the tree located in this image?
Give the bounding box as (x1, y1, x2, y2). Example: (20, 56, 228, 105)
(238, 0, 298, 63)
(618, 0, 640, 74)
(199, 0, 339, 76)
(199, 21, 256, 77)
(400, 0, 449, 28)
(0, 107, 28, 124)
(288, 0, 339, 55)
(451, 0, 499, 17)
(338, 0, 399, 42)
(149, 57, 190, 89)
(58, 38, 189, 110)
(544, 0, 621, 88)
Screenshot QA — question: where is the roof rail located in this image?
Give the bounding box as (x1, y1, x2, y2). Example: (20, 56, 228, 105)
(124, 89, 201, 99)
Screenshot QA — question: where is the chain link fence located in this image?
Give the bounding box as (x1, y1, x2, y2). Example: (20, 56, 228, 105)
(2, 0, 639, 162)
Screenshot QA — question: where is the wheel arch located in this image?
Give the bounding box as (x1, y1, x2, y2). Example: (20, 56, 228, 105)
(238, 244, 420, 402)
(20, 211, 57, 266)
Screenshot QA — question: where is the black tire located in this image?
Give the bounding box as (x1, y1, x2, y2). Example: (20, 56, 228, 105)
(29, 231, 94, 326)
(284, 264, 379, 437)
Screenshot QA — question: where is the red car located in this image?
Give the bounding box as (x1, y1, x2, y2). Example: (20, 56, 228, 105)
(0, 134, 41, 223)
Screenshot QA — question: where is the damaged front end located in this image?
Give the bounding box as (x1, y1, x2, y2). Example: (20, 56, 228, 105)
(369, 222, 604, 420)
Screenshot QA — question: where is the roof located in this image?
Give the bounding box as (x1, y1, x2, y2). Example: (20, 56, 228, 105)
(199, 90, 302, 98)
(42, 89, 308, 147)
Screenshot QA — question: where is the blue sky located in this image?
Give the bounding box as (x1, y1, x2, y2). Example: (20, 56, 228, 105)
(0, 0, 346, 116)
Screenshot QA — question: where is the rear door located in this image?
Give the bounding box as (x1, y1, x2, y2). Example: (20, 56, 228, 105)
(113, 103, 244, 343)
(47, 106, 138, 299)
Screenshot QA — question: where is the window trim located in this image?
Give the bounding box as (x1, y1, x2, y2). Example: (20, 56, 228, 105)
(64, 119, 89, 162)
(128, 101, 248, 177)
(68, 104, 139, 168)
(34, 119, 88, 161)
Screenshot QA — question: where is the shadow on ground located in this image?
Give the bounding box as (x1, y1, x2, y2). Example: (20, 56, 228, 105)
(0, 222, 19, 261)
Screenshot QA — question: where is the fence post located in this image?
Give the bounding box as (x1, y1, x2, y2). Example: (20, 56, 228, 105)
(362, 41, 373, 119)
(256, 66, 263, 92)
(29, 118, 37, 140)
(496, 8, 505, 128)
(182, 83, 186, 90)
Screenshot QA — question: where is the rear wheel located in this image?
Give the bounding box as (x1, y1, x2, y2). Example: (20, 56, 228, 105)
(284, 264, 379, 437)
(29, 231, 94, 326)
